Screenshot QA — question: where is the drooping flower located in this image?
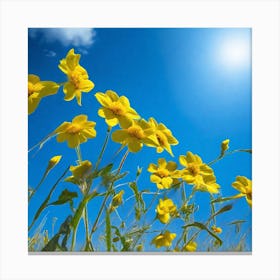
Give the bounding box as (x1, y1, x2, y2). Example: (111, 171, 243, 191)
(211, 225, 222, 234)
(183, 241, 197, 252)
(109, 190, 125, 212)
(28, 74, 59, 115)
(148, 117, 178, 156)
(221, 139, 230, 155)
(156, 198, 177, 224)
(65, 160, 93, 192)
(111, 119, 158, 153)
(232, 176, 252, 207)
(148, 158, 180, 189)
(177, 151, 220, 194)
(58, 49, 94, 105)
(95, 90, 140, 127)
(55, 115, 96, 148)
(151, 231, 176, 248)
(192, 173, 220, 194)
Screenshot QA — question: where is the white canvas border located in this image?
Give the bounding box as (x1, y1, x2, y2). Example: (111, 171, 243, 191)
(0, 0, 279, 279)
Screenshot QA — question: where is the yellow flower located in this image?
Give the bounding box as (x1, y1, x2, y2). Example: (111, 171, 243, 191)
(156, 198, 177, 224)
(59, 49, 94, 105)
(55, 115, 96, 148)
(232, 176, 252, 207)
(183, 241, 197, 252)
(192, 173, 220, 194)
(178, 151, 220, 194)
(28, 74, 59, 115)
(65, 160, 93, 183)
(148, 158, 179, 189)
(95, 90, 140, 127)
(148, 117, 178, 156)
(111, 119, 158, 153)
(47, 155, 62, 169)
(211, 225, 222, 234)
(221, 139, 230, 155)
(110, 190, 125, 212)
(151, 231, 176, 248)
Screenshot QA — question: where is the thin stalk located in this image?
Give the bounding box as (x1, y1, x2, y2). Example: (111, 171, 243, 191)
(90, 149, 129, 237)
(208, 149, 252, 166)
(28, 169, 50, 202)
(83, 205, 91, 250)
(95, 126, 111, 171)
(75, 145, 82, 164)
(71, 228, 77, 251)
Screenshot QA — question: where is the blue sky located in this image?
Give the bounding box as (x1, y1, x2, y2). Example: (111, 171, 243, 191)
(28, 28, 252, 252)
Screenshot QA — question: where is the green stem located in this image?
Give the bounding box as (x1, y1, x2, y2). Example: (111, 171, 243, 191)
(71, 228, 77, 251)
(210, 194, 216, 225)
(28, 169, 50, 202)
(90, 149, 129, 237)
(75, 145, 82, 164)
(83, 205, 91, 250)
(208, 149, 252, 166)
(95, 126, 111, 171)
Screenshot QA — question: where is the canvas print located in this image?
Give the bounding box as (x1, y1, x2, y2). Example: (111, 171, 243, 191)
(28, 28, 252, 253)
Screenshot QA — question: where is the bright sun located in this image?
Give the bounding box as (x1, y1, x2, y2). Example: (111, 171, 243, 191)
(219, 37, 251, 68)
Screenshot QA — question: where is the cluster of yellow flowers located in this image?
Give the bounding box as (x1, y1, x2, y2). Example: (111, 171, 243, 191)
(148, 152, 220, 194)
(28, 48, 252, 252)
(95, 90, 178, 154)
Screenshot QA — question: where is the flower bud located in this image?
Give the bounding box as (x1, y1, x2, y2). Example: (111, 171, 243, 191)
(221, 139, 230, 155)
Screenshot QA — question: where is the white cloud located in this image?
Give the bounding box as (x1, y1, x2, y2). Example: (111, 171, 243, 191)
(29, 28, 96, 48)
(43, 49, 57, 57)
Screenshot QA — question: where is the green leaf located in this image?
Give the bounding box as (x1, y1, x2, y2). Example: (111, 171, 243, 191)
(105, 209, 112, 252)
(129, 182, 146, 216)
(112, 226, 127, 251)
(98, 163, 113, 176)
(49, 189, 78, 207)
(112, 171, 128, 182)
(41, 215, 72, 252)
(211, 195, 242, 204)
(71, 191, 98, 231)
(209, 204, 233, 220)
(41, 234, 60, 251)
(228, 220, 246, 225)
(237, 149, 252, 154)
(183, 222, 223, 246)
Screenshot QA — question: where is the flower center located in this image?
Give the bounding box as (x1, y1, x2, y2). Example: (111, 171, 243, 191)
(246, 192, 252, 200)
(28, 84, 35, 97)
(66, 124, 82, 134)
(70, 72, 81, 89)
(110, 102, 126, 116)
(188, 164, 200, 176)
(127, 125, 145, 139)
(156, 131, 167, 146)
(157, 168, 169, 178)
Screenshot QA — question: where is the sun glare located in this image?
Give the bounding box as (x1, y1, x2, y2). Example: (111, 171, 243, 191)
(219, 37, 251, 69)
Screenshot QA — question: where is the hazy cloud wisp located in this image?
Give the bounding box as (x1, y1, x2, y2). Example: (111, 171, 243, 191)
(29, 28, 96, 48)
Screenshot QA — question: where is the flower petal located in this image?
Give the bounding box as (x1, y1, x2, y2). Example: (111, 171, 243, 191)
(95, 92, 112, 107)
(147, 163, 158, 173)
(150, 174, 161, 183)
(179, 155, 188, 167)
(112, 130, 129, 143)
(67, 135, 80, 148)
(127, 140, 142, 153)
(106, 90, 119, 101)
(28, 95, 41, 115)
(63, 82, 76, 101)
(38, 81, 60, 97)
(166, 161, 177, 171)
(79, 79, 94, 92)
